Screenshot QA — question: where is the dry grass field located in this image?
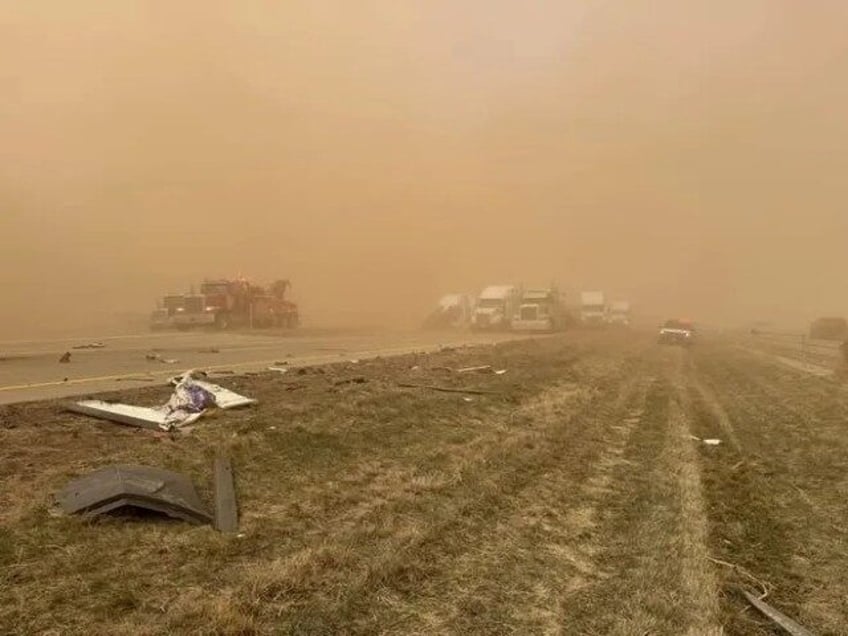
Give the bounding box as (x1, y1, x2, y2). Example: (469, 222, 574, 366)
(1, 331, 846, 634)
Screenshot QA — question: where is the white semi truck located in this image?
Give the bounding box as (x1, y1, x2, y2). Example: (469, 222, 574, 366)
(580, 291, 608, 326)
(471, 285, 521, 331)
(512, 288, 564, 332)
(608, 300, 632, 326)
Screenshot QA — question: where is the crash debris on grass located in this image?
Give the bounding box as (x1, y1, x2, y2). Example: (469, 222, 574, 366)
(170, 372, 257, 410)
(334, 376, 368, 386)
(67, 371, 256, 431)
(688, 434, 722, 446)
(397, 382, 497, 396)
(72, 342, 106, 350)
(742, 590, 817, 636)
(213, 456, 239, 533)
(146, 353, 180, 364)
(457, 365, 493, 374)
(57, 464, 212, 525)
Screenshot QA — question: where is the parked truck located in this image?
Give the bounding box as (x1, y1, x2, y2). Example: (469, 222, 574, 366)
(512, 288, 564, 332)
(580, 291, 608, 326)
(608, 300, 631, 326)
(151, 278, 299, 330)
(423, 293, 473, 329)
(149, 295, 187, 330)
(471, 285, 521, 331)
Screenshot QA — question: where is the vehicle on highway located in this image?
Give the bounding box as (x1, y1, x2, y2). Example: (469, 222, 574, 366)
(423, 293, 473, 329)
(580, 291, 608, 326)
(658, 319, 696, 346)
(512, 288, 565, 332)
(149, 295, 187, 330)
(152, 278, 299, 330)
(608, 300, 631, 326)
(471, 285, 520, 331)
(809, 316, 848, 341)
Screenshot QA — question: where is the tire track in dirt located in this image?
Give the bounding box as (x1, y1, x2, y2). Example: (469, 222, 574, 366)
(688, 371, 741, 452)
(405, 371, 652, 634)
(238, 353, 649, 632)
(718, 342, 848, 419)
(690, 344, 848, 634)
(672, 355, 723, 634)
(558, 347, 722, 635)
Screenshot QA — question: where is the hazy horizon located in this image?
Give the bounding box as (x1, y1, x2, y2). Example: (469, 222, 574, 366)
(3, 2, 848, 337)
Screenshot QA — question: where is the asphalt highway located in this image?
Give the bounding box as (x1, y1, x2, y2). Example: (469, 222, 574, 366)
(0, 329, 526, 404)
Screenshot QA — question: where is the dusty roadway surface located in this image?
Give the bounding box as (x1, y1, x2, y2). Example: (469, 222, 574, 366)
(1, 331, 847, 634)
(0, 329, 524, 405)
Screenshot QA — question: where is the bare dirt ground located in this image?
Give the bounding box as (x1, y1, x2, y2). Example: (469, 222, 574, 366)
(1, 331, 846, 634)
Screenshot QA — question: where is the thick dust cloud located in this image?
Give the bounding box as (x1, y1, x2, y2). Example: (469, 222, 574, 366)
(3, 2, 848, 336)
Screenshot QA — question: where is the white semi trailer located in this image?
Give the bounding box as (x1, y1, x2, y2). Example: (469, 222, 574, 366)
(580, 291, 607, 326)
(471, 285, 521, 331)
(608, 300, 631, 326)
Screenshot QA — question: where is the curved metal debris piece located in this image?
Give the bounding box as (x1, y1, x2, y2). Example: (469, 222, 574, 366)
(58, 465, 212, 525)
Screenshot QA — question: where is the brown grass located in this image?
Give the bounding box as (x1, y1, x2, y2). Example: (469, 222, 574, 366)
(1, 332, 845, 634)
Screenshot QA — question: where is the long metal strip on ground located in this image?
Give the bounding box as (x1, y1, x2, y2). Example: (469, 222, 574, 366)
(213, 456, 239, 533)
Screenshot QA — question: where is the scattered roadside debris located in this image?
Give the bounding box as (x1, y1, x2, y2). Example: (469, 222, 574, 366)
(146, 353, 179, 364)
(169, 372, 257, 410)
(213, 456, 238, 533)
(68, 399, 205, 431)
(59, 352, 71, 363)
(742, 590, 817, 636)
(72, 342, 106, 350)
(68, 371, 256, 431)
(397, 383, 497, 396)
(463, 396, 474, 403)
(457, 365, 493, 374)
(334, 376, 368, 386)
(429, 365, 507, 375)
(689, 434, 722, 446)
(268, 366, 289, 374)
(58, 465, 212, 525)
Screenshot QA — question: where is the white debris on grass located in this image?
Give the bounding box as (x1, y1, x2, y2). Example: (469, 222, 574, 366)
(73, 371, 256, 431)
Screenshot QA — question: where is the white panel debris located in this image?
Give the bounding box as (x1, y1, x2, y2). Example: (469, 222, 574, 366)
(70, 371, 256, 431)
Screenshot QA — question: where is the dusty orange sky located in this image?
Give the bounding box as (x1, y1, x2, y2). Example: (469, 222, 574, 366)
(2, 2, 848, 335)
